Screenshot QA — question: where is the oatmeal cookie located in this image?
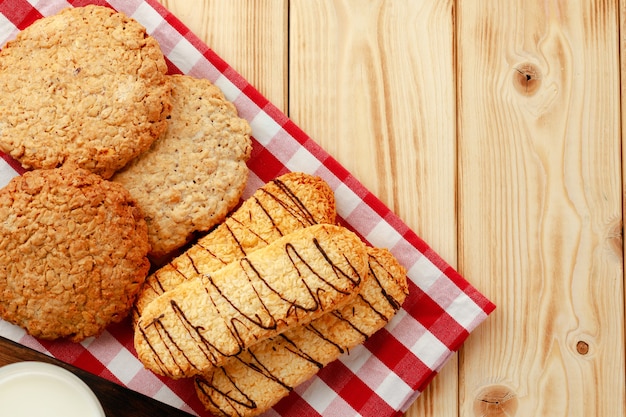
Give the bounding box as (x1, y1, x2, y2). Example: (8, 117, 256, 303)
(0, 5, 171, 178)
(112, 74, 252, 258)
(0, 165, 151, 341)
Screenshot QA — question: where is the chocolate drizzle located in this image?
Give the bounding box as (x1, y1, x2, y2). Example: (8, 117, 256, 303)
(194, 332, 326, 415)
(140, 315, 194, 376)
(193, 249, 408, 416)
(261, 178, 319, 230)
(185, 250, 203, 274)
(138, 225, 364, 376)
(195, 368, 255, 417)
(303, 322, 346, 355)
(278, 333, 325, 369)
(238, 341, 298, 390)
(367, 253, 404, 311)
(169, 299, 236, 367)
(149, 177, 322, 298)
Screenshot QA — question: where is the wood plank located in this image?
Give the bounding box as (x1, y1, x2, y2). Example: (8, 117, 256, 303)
(619, 0, 626, 392)
(288, 1, 458, 415)
(160, 0, 288, 111)
(457, 1, 624, 416)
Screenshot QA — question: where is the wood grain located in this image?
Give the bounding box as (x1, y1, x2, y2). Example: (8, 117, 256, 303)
(160, 0, 288, 111)
(457, 1, 624, 416)
(288, 1, 458, 416)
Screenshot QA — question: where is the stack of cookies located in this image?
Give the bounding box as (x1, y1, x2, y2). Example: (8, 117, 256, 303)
(0, 6, 251, 341)
(133, 172, 409, 417)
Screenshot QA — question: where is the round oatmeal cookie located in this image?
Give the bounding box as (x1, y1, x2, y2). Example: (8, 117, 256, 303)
(0, 5, 172, 179)
(112, 74, 252, 258)
(0, 165, 151, 342)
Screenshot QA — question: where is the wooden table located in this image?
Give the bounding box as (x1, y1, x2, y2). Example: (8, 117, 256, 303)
(160, 1, 625, 416)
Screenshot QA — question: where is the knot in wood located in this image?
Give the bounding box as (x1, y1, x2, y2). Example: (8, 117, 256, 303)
(513, 63, 540, 96)
(473, 384, 518, 417)
(576, 340, 590, 355)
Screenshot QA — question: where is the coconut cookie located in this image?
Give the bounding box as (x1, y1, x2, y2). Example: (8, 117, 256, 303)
(0, 165, 151, 341)
(112, 74, 252, 258)
(0, 5, 171, 179)
(134, 224, 367, 379)
(195, 247, 409, 417)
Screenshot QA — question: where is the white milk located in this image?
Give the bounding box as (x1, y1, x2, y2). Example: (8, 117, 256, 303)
(0, 362, 105, 417)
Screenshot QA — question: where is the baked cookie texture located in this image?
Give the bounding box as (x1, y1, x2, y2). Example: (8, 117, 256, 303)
(0, 165, 151, 342)
(134, 224, 367, 379)
(132, 172, 336, 320)
(194, 247, 408, 417)
(112, 74, 252, 258)
(0, 5, 171, 179)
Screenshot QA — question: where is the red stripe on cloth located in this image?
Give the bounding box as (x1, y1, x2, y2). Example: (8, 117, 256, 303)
(0, 151, 25, 175)
(273, 392, 323, 417)
(402, 281, 471, 351)
(161, 378, 207, 416)
(282, 119, 313, 147)
(317, 360, 396, 417)
(241, 83, 270, 110)
(164, 56, 183, 75)
(75, 349, 120, 381)
(401, 228, 435, 257)
(0, 0, 43, 30)
(416, 369, 439, 393)
(151, 1, 188, 34)
(105, 318, 136, 352)
(262, 102, 291, 127)
(39, 338, 122, 384)
(403, 281, 446, 329)
(69, 0, 109, 6)
(403, 231, 496, 315)
(320, 154, 354, 184)
(364, 329, 434, 389)
(202, 47, 230, 74)
(248, 140, 290, 183)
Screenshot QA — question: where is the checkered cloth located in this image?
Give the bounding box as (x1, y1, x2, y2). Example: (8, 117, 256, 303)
(0, 1, 495, 416)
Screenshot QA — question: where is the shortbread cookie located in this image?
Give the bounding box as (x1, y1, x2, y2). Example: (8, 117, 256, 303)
(134, 224, 367, 379)
(133, 172, 336, 320)
(112, 74, 252, 258)
(195, 247, 408, 417)
(0, 5, 171, 178)
(0, 165, 150, 342)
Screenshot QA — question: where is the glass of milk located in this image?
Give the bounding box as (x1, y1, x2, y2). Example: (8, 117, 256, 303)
(0, 361, 105, 417)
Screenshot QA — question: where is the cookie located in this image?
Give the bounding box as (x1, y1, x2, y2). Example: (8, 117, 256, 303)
(134, 224, 367, 379)
(133, 172, 336, 321)
(0, 5, 171, 179)
(0, 165, 151, 341)
(194, 247, 408, 417)
(112, 74, 252, 258)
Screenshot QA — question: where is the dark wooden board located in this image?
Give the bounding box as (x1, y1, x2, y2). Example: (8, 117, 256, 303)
(0, 336, 193, 417)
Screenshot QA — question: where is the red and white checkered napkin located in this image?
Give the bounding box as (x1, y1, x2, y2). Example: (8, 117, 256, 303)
(0, 1, 496, 415)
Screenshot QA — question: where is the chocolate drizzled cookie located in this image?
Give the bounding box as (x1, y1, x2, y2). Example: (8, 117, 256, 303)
(132, 172, 337, 321)
(134, 224, 367, 379)
(195, 247, 408, 417)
